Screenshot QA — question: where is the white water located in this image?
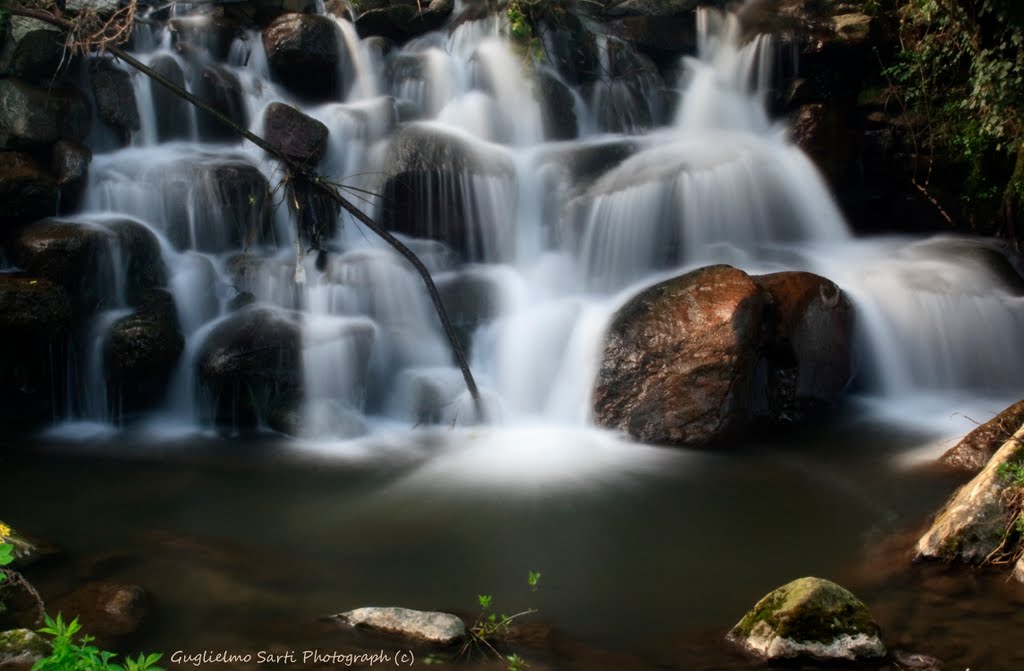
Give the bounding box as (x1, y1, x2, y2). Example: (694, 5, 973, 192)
(48, 3, 1024, 461)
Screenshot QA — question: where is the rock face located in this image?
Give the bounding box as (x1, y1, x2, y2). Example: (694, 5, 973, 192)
(593, 265, 853, 445)
(939, 400, 1024, 473)
(0, 16, 65, 82)
(916, 424, 1024, 564)
(51, 139, 93, 212)
(105, 289, 185, 417)
(335, 607, 466, 645)
(11, 219, 112, 314)
(262, 14, 344, 102)
(196, 306, 303, 433)
(89, 59, 140, 144)
(593, 265, 766, 445)
(194, 64, 248, 142)
(726, 577, 885, 662)
(102, 218, 169, 297)
(0, 79, 90, 149)
(0, 151, 58, 225)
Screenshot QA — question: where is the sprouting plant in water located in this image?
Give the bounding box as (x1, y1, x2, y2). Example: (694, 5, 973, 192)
(459, 571, 542, 670)
(32, 613, 164, 671)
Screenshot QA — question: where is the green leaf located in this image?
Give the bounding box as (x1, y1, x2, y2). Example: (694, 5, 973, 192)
(0, 543, 14, 566)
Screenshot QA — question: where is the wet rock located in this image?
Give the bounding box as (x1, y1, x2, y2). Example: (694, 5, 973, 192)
(916, 424, 1024, 565)
(753, 271, 853, 421)
(66, 0, 122, 16)
(893, 650, 945, 671)
(353, 0, 454, 43)
(105, 289, 184, 418)
(89, 59, 140, 145)
(334, 607, 465, 645)
(1014, 556, 1024, 583)
(0, 151, 58, 225)
(11, 219, 112, 314)
(603, 14, 697, 65)
(0, 276, 72, 432)
(100, 217, 168, 297)
(51, 139, 92, 213)
(593, 265, 766, 446)
(726, 576, 885, 662)
(193, 64, 248, 143)
(262, 102, 329, 166)
(148, 55, 191, 142)
(438, 270, 502, 355)
(0, 16, 65, 83)
(0, 79, 90, 149)
(169, 16, 238, 60)
(791, 102, 857, 186)
(832, 13, 873, 45)
(262, 13, 345, 102)
(0, 629, 49, 669)
(222, 0, 320, 27)
(196, 306, 304, 433)
(940, 400, 1024, 473)
(536, 68, 578, 141)
(52, 581, 150, 644)
(380, 124, 515, 260)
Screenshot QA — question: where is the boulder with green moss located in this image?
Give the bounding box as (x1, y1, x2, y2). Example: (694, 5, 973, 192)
(916, 423, 1024, 564)
(0, 629, 49, 667)
(726, 577, 885, 662)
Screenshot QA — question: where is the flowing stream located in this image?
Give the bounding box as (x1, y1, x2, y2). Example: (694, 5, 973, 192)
(10, 1, 1024, 667)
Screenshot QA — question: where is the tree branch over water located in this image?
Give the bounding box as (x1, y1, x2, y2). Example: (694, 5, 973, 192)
(7, 2, 484, 417)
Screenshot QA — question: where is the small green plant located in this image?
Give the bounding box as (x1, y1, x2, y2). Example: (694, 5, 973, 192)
(996, 459, 1024, 487)
(32, 613, 163, 671)
(460, 571, 542, 671)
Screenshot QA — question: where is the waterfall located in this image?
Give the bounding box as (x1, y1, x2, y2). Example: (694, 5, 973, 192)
(39, 2, 1024, 442)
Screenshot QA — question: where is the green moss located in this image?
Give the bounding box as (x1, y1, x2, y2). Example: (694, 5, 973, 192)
(733, 578, 878, 643)
(0, 629, 49, 658)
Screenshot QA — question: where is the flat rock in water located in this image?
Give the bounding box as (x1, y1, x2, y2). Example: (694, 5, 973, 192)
(334, 607, 465, 645)
(726, 576, 885, 662)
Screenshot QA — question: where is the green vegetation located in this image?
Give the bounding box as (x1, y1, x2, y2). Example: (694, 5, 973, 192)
(503, 0, 553, 63)
(1, 522, 14, 614)
(459, 571, 541, 670)
(32, 614, 163, 671)
(992, 453, 1024, 564)
(885, 0, 1024, 237)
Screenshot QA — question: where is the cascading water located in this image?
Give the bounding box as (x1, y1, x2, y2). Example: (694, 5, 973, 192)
(47, 0, 1024, 453)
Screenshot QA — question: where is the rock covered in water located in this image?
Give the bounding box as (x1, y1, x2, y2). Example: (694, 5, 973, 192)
(193, 64, 249, 143)
(105, 289, 185, 417)
(916, 423, 1024, 564)
(52, 581, 150, 644)
(939, 400, 1024, 473)
(51, 139, 93, 212)
(262, 13, 345, 102)
(726, 577, 885, 662)
(334, 606, 465, 645)
(147, 55, 190, 142)
(100, 217, 169, 296)
(196, 306, 304, 433)
(593, 265, 853, 446)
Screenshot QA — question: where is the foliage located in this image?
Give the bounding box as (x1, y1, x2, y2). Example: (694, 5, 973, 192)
(503, 0, 550, 64)
(989, 455, 1024, 565)
(996, 459, 1024, 487)
(1, 522, 14, 613)
(885, 0, 1024, 236)
(32, 613, 163, 671)
(459, 571, 541, 671)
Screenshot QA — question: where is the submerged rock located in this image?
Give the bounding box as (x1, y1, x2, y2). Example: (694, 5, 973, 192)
(939, 400, 1024, 473)
(334, 606, 465, 645)
(51, 581, 150, 644)
(726, 576, 885, 662)
(916, 423, 1024, 565)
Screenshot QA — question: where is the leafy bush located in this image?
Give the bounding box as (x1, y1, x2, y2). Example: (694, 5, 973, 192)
(32, 613, 163, 671)
(886, 0, 1024, 236)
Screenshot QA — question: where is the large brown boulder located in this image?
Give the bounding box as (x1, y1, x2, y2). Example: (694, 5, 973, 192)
(105, 289, 185, 418)
(51, 581, 150, 647)
(0, 78, 90, 149)
(0, 151, 58, 226)
(593, 265, 767, 445)
(754, 271, 854, 420)
(196, 306, 304, 433)
(939, 400, 1024, 473)
(593, 265, 853, 445)
(262, 14, 345, 102)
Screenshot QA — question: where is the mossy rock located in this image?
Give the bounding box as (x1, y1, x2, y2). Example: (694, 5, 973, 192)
(727, 577, 885, 661)
(0, 629, 49, 666)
